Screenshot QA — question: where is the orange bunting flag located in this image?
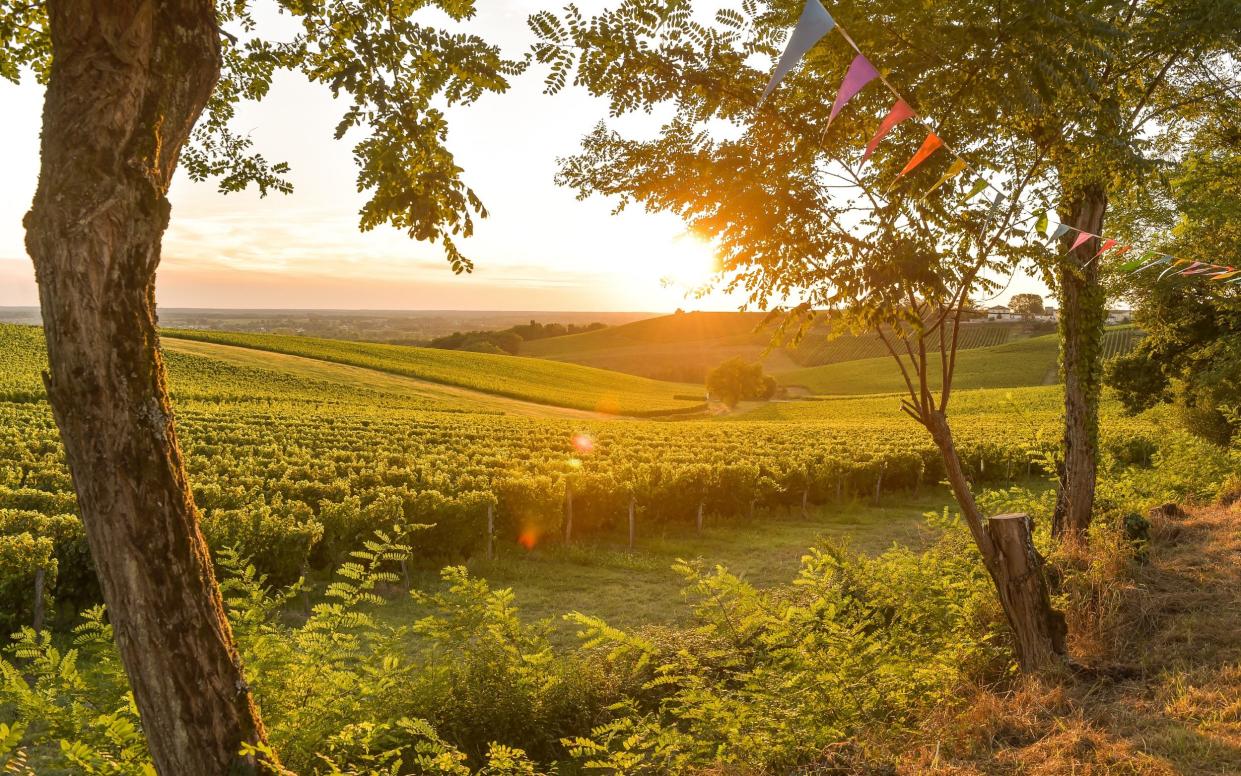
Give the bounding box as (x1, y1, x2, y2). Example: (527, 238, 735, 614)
(897, 132, 942, 178)
(1068, 231, 1093, 253)
(921, 158, 968, 200)
(1211, 269, 1240, 280)
(863, 99, 915, 161)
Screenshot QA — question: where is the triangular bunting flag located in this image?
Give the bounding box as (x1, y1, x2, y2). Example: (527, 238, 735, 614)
(828, 54, 880, 125)
(1132, 253, 1170, 273)
(1034, 212, 1049, 237)
(1211, 269, 1240, 280)
(759, 0, 836, 105)
(897, 132, 942, 178)
(1158, 259, 1189, 280)
(1068, 231, 1093, 253)
(1092, 238, 1118, 258)
(1179, 262, 1214, 276)
(863, 99, 914, 161)
(1046, 223, 1071, 245)
(921, 158, 968, 200)
(963, 179, 988, 202)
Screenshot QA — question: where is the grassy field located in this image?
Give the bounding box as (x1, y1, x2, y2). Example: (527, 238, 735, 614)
(780, 334, 1063, 394)
(386, 492, 946, 638)
(522, 311, 1069, 381)
(163, 329, 705, 416)
(780, 327, 1144, 395)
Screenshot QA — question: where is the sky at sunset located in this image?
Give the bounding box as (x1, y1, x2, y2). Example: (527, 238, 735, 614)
(0, 0, 1046, 313)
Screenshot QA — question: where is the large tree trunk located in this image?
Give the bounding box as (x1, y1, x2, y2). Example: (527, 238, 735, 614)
(24, 2, 278, 774)
(926, 412, 1066, 672)
(1053, 186, 1108, 542)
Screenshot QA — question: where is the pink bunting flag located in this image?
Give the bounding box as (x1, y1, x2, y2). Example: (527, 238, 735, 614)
(1068, 231, 1093, 253)
(863, 99, 914, 161)
(828, 54, 880, 126)
(1180, 262, 1219, 276)
(897, 132, 943, 178)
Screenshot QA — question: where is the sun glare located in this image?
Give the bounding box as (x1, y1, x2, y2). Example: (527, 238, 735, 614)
(665, 233, 721, 290)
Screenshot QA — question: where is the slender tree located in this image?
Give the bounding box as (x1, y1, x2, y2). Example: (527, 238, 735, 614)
(532, 1, 1068, 669)
(532, 0, 1238, 542)
(3, 1, 520, 772)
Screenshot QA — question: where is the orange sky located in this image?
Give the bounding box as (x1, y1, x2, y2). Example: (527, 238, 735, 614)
(0, 1, 1047, 312)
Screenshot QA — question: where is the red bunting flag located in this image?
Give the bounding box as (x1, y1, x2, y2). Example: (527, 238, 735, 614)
(863, 99, 914, 161)
(1092, 238, 1118, 258)
(1069, 231, 1093, 253)
(828, 54, 880, 125)
(897, 132, 942, 178)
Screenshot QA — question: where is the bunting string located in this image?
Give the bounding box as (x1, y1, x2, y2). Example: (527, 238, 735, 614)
(760, 1, 1240, 285)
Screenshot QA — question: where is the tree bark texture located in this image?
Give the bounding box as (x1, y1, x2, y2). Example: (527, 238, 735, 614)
(926, 412, 1066, 672)
(24, 2, 277, 774)
(1053, 186, 1108, 541)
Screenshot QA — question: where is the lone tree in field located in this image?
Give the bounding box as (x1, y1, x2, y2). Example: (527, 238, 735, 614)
(1009, 294, 1045, 319)
(706, 357, 778, 408)
(3, 1, 520, 772)
(533, 0, 1237, 542)
(533, 0, 1074, 669)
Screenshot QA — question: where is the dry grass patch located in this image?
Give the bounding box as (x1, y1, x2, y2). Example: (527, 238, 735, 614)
(893, 505, 1241, 775)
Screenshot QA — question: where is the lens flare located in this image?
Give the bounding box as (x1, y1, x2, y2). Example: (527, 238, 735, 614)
(572, 433, 595, 454)
(518, 528, 539, 551)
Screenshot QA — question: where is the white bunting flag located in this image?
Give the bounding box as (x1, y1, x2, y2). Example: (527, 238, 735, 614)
(759, 0, 836, 105)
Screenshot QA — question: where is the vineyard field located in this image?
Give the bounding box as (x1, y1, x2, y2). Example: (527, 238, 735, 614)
(163, 328, 706, 416)
(0, 323, 1163, 637)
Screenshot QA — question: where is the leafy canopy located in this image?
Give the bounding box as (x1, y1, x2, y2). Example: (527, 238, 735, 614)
(2, 0, 527, 272)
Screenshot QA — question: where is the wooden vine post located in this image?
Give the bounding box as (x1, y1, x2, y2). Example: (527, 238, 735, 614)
(32, 567, 46, 633)
(628, 497, 636, 549)
(696, 501, 705, 533)
(564, 485, 574, 544)
(486, 502, 495, 561)
(873, 461, 886, 506)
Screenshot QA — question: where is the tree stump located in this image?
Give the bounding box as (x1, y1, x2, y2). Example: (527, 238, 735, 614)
(986, 513, 1067, 671)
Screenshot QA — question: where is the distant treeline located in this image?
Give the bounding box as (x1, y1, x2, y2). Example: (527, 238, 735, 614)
(419, 320, 607, 354)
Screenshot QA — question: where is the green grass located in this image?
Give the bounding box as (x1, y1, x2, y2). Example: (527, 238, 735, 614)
(163, 329, 705, 416)
(523, 313, 1067, 384)
(781, 327, 1146, 396)
(386, 494, 941, 637)
(780, 334, 1060, 394)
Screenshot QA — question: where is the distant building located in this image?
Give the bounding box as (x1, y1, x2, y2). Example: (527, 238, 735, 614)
(1106, 308, 1132, 325)
(986, 305, 1019, 321)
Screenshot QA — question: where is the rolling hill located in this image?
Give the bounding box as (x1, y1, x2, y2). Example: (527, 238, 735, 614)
(521, 310, 1062, 382)
(162, 329, 705, 416)
(778, 326, 1144, 395)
